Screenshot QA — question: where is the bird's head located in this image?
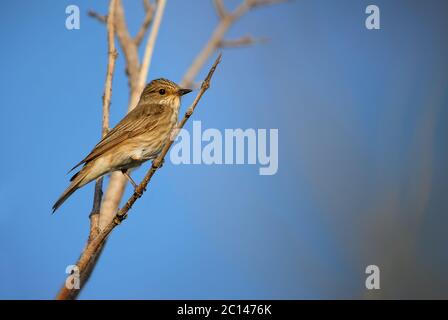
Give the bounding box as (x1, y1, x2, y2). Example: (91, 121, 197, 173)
(141, 78, 192, 106)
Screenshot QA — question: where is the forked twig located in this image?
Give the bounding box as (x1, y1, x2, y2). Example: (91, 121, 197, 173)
(181, 0, 288, 88)
(134, 0, 155, 46)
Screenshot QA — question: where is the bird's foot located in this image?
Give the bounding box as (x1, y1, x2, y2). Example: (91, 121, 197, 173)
(122, 169, 139, 188)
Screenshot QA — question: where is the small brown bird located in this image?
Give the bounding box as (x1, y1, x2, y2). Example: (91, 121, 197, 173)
(52, 78, 192, 212)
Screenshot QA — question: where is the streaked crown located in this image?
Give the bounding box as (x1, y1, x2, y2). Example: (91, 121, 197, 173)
(143, 78, 179, 94)
(140, 78, 192, 105)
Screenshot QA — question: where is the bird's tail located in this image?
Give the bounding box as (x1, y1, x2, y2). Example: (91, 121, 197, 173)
(52, 167, 89, 213)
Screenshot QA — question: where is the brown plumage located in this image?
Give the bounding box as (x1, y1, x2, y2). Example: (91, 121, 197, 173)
(53, 78, 192, 212)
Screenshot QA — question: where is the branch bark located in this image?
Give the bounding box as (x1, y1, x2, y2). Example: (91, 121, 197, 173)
(213, 0, 227, 19)
(134, 0, 155, 46)
(218, 35, 267, 48)
(56, 0, 118, 300)
(138, 0, 166, 93)
(88, 0, 119, 246)
(87, 10, 106, 23)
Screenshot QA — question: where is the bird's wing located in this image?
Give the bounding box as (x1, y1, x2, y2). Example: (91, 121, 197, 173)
(69, 103, 169, 172)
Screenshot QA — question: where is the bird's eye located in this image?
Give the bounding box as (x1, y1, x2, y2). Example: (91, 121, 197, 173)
(159, 89, 166, 95)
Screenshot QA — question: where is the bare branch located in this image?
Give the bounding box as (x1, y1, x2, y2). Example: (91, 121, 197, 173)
(213, 0, 227, 19)
(87, 10, 107, 23)
(181, 0, 285, 88)
(143, 0, 152, 11)
(88, 180, 102, 241)
(247, 0, 290, 8)
(102, 9, 118, 138)
(218, 35, 268, 48)
(87, 0, 119, 240)
(138, 0, 166, 90)
(88, 0, 119, 239)
(56, 0, 118, 300)
(113, 0, 141, 94)
(134, 1, 155, 46)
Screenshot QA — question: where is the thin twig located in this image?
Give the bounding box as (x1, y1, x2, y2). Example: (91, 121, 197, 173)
(143, 0, 152, 11)
(56, 0, 118, 300)
(134, 0, 155, 46)
(213, 0, 227, 19)
(249, 0, 289, 7)
(219, 35, 268, 48)
(56, 55, 222, 300)
(138, 0, 166, 90)
(181, 0, 287, 88)
(102, 11, 118, 138)
(88, 0, 119, 240)
(87, 10, 107, 23)
(88, 180, 102, 242)
(113, 0, 141, 95)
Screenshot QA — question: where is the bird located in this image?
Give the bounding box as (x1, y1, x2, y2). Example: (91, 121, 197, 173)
(52, 78, 192, 213)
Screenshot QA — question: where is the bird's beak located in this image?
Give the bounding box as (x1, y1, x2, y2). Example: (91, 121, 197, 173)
(178, 88, 192, 96)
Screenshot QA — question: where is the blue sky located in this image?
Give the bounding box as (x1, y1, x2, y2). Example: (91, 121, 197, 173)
(0, 0, 447, 299)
